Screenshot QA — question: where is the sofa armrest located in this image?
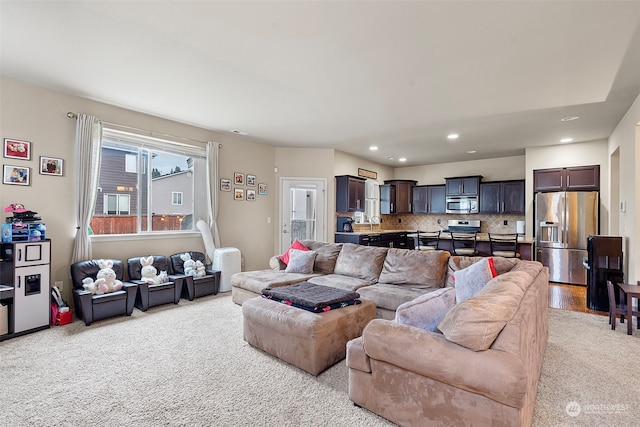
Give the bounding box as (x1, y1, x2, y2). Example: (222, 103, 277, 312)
(346, 336, 371, 373)
(362, 319, 527, 408)
(269, 256, 286, 271)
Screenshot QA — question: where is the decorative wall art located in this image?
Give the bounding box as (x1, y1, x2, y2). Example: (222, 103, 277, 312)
(234, 172, 244, 185)
(220, 178, 231, 192)
(3, 138, 31, 160)
(246, 174, 256, 186)
(39, 156, 63, 176)
(246, 189, 256, 201)
(234, 188, 244, 201)
(3, 165, 30, 185)
(258, 183, 268, 195)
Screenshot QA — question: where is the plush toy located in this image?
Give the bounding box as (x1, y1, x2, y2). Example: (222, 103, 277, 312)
(180, 252, 198, 277)
(194, 260, 206, 277)
(82, 277, 104, 295)
(158, 270, 169, 283)
(96, 259, 123, 293)
(140, 256, 164, 284)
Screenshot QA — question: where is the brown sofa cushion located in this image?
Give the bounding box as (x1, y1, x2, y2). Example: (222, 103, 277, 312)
(302, 240, 343, 274)
(378, 249, 450, 287)
(333, 243, 388, 283)
(438, 271, 529, 351)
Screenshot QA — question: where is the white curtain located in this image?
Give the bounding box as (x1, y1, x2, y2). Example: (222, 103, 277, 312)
(205, 141, 222, 249)
(71, 114, 102, 263)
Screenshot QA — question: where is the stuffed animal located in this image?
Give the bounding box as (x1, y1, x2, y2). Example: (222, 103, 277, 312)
(180, 252, 198, 277)
(140, 256, 162, 284)
(82, 277, 104, 295)
(194, 260, 206, 277)
(96, 259, 123, 293)
(158, 270, 169, 283)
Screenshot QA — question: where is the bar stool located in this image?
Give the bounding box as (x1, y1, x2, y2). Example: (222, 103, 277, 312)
(413, 230, 440, 251)
(450, 232, 478, 256)
(488, 233, 520, 258)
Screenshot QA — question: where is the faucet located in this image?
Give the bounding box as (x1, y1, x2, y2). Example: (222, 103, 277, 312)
(370, 216, 380, 232)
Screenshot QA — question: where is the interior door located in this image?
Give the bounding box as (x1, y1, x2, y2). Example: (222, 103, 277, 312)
(280, 178, 326, 253)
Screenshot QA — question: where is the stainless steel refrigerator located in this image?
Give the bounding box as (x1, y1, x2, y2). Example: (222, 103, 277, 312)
(535, 191, 598, 285)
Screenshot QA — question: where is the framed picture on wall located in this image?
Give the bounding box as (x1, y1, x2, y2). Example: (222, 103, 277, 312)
(246, 174, 256, 186)
(246, 189, 256, 201)
(3, 165, 30, 185)
(258, 183, 268, 195)
(220, 178, 231, 191)
(39, 156, 63, 176)
(3, 138, 31, 160)
(234, 188, 244, 201)
(234, 172, 244, 185)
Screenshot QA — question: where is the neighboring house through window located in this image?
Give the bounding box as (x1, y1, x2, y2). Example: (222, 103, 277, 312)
(91, 128, 207, 235)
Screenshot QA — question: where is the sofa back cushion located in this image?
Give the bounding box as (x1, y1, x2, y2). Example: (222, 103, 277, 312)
(302, 240, 343, 274)
(437, 270, 530, 351)
(446, 256, 519, 287)
(333, 243, 388, 283)
(378, 249, 450, 287)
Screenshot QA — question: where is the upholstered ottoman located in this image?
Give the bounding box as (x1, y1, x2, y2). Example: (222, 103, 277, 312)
(242, 296, 376, 376)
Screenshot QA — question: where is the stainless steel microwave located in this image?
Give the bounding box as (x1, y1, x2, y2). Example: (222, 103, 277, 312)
(445, 196, 479, 214)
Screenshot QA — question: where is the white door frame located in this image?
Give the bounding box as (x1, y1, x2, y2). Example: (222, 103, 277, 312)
(279, 177, 327, 253)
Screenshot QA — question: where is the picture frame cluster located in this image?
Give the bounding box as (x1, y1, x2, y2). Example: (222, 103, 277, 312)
(220, 172, 267, 201)
(3, 138, 64, 186)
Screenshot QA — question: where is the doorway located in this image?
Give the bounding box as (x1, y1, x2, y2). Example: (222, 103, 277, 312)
(279, 178, 327, 253)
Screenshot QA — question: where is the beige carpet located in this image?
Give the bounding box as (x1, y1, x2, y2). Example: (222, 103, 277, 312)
(0, 294, 638, 426)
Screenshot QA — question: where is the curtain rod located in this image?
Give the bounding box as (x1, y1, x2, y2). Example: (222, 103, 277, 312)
(66, 112, 222, 147)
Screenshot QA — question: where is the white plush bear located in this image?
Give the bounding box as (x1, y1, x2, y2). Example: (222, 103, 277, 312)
(140, 256, 161, 284)
(82, 277, 105, 295)
(96, 259, 123, 293)
(158, 270, 169, 283)
(194, 260, 206, 277)
(180, 252, 197, 277)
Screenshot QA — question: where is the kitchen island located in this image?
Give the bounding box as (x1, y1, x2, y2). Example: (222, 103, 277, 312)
(335, 230, 534, 260)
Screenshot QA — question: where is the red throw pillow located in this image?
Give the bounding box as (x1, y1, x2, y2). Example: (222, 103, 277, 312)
(279, 239, 309, 265)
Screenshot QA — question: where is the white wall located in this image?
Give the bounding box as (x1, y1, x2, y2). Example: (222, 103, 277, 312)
(608, 93, 640, 283)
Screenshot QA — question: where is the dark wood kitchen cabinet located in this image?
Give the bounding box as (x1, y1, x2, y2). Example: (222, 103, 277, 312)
(413, 185, 446, 214)
(380, 180, 417, 214)
(445, 176, 482, 196)
(335, 175, 366, 212)
(533, 165, 600, 192)
(480, 180, 525, 214)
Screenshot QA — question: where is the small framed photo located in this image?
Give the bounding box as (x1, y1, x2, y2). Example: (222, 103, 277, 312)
(234, 188, 244, 201)
(234, 172, 244, 185)
(39, 156, 63, 176)
(246, 174, 256, 186)
(258, 183, 268, 195)
(246, 189, 256, 201)
(3, 165, 30, 186)
(220, 178, 231, 192)
(3, 138, 31, 160)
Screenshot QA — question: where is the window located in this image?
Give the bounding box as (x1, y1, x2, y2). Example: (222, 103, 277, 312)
(91, 128, 207, 235)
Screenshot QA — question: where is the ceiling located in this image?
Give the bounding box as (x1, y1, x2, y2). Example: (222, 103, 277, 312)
(2, 1, 640, 167)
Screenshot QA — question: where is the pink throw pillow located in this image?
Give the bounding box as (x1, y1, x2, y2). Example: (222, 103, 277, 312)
(279, 239, 309, 265)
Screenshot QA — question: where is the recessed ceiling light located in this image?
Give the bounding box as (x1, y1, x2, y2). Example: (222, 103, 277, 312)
(561, 116, 580, 122)
(399, 157, 407, 162)
(560, 138, 573, 143)
(447, 133, 459, 140)
(369, 146, 378, 151)
(230, 129, 248, 136)
(466, 150, 476, 154)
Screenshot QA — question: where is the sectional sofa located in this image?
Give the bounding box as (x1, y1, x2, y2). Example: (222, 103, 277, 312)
(230, 240, 549, 427)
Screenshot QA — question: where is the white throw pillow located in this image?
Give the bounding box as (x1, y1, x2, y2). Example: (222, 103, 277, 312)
(395, 287, 456, 332)
(453, 257, 497, 303)
(284, 249, 317, 274)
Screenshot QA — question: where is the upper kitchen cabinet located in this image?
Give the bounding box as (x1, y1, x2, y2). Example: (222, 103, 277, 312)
(335, 175, 366, 212)
(480, 180, 525, 214)
(445, 176, 482, 196)
(413, 185, 446, 214)
(534, 165, 600, 192)
(380, 180, 417, 214)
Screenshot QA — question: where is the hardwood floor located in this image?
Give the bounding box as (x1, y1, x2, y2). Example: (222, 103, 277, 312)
(548, 282, 607, 316)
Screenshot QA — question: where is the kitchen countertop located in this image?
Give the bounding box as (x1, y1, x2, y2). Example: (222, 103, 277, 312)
(335, 229, 535, 244)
